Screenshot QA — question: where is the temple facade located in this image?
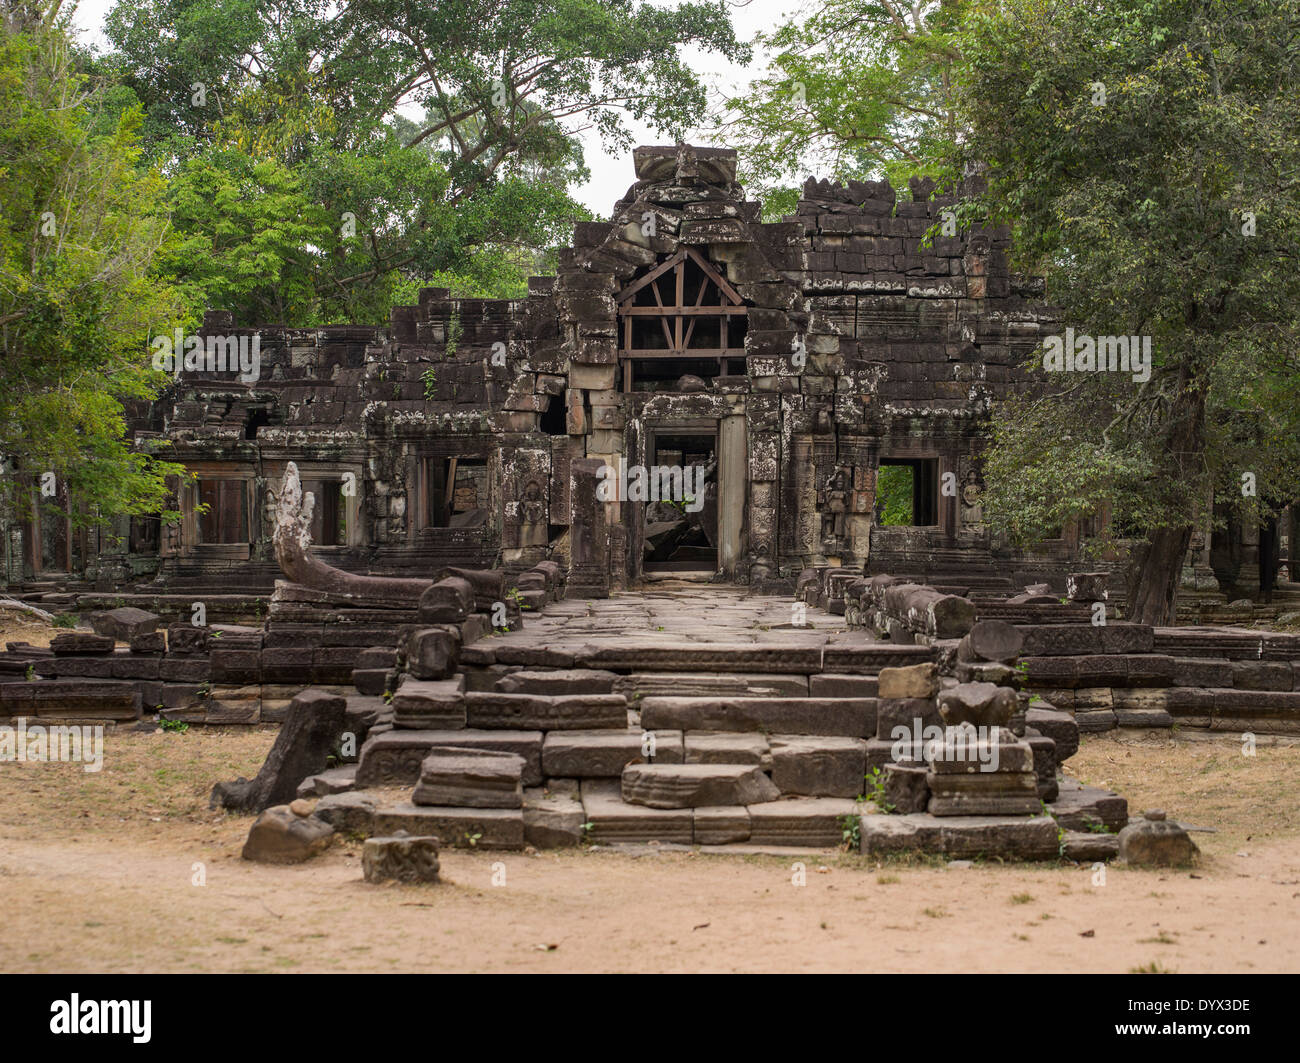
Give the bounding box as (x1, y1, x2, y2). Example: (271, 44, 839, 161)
(6, 145, 1292, 600)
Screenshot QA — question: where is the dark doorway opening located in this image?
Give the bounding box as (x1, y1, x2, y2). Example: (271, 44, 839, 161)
(642, 430, 719, 572)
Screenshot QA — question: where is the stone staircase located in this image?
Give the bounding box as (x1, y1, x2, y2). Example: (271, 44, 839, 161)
(331, 638, 941, 850)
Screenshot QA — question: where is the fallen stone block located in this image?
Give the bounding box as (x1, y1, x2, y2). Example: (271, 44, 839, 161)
(296, 765, 358, 798)
(1024, 705, 1078, 761)
(1062, 830, 1119, 862)
(1118, 810, 1199, 867)
(622, 763, 780, 808)
(362, 833, 441, 883)
(242, 804, 334, 863)
(90, 607, 160, 641)
(877, 662, 938, 699)
(403, 627, 461, 680)
(50, 633, 115, 656)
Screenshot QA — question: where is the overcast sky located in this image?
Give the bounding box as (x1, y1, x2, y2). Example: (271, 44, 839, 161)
(70, 0, 800, 214)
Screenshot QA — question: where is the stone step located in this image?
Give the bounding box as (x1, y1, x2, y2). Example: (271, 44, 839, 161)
(390, 676, 465, 730)
(541, 728, 682, 777)
(495, 668, 620, 695)
(641, 696, 877, 738)
(615, 672, 809, 698)
(463, 691, 628, 730)
(860, 813, 1060, 859)
(356, 728, 543, 788)
(372, 804, 524, 850)
(412, 748, 525, 809)
(461, 639, 935, 675)
(1050, 777, 1128, 832)
(620, 763, 780, 809)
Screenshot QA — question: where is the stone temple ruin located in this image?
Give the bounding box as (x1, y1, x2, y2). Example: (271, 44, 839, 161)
(1, 145, 1297, 868)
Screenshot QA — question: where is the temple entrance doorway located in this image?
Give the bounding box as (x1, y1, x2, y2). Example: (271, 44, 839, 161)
(641, 428, 718, 575)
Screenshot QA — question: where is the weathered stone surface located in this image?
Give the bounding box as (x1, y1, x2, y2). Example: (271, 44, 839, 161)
(91, 607, 160, 641)
(357, 728, 543, 787)
(1118, 810, 1199, 867)
(1024, 705, 1079, 760)
(373, 804, 525, 850)
(937, 682, 1017, 728)
(1066, 572, 1108, 602)
(1049, 778, 1128, 832)
(694, 806, 751, 845)
(362, 833, 441, 883)
(391, 676, 466, 730)
(575, 643, 821, 673)
(128, 631, 167, 654)
(212, 689, 348, 813)
(242, 804, 334, 863)
(465, 691, 628, 731)
(957, 620, 1024, 663)
(1025, 734, 1059, 801)
(1062, 830, 1119, 862)
(683, 731, 770, 767)
(523, 785, 586, 847)
(497, 668, 619, 695)
(296, 765, 357, 798)
(412, 747, 525, 808)
(877, 662, 938, 699)
(580, 779, 693, 844)
(641, 696, 875, 738)
(768, 736, 867, 797)
(860, 813, 1059, 859)
(808, 673, 877, 698)
(542, 729, 645, 777)
(621, 762, 780, 808)
(418, 577, 474, 623)
(747, 797, 859, 847)
(926, 769, 1041, 816)
(616, 672, 808, 698)
(1230, 660, 1293, 692)
(403, 627, 460, 680)
(311, 791, 378, 836)
(50, 633, 115, 656)
(882, 763, 930, 813)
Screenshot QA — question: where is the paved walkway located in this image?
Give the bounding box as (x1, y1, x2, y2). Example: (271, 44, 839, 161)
(494, 585, 887, 652)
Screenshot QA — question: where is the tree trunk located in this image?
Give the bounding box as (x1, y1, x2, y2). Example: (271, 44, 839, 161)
(1126, 525, 1193, 626)
(1124, 367, 1207, 626)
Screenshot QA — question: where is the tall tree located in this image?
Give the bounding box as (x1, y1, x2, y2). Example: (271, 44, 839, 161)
(0, 1, 189, 535)
(960, 0, 1300, 622)
(719, 0, 966, 216)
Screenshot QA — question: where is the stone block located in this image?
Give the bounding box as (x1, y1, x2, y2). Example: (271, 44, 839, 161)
(542, 729, 646, 777)
(242, 804, 333, 863)
(580, 779, 693, 844)
(747, 797, 859, 847)
(694, 806, 751, 845)
(357, 728, 543, 788)
(362, 834, 441, 883)
(683, 731, 770, 768)
(641, 696, 876, 738)
(523, 785, 586, 847)
(464, 691, 628, 731)
(391, 676, 466, 730)
(373, 804, 525, 850)
(91, 607, 160, 641)
(768, 736, 867, 797)
(860, 813, 1059, 859)
(621, 763, 780, 809)
(412, 748, 524, 808)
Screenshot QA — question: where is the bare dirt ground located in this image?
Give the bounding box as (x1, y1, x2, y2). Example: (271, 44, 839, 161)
(1, 723, 1297, 973)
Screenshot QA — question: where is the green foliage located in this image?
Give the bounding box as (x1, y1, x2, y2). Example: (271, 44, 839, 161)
(958, 0, 1300, 619)
(0, 4, 191, 531)
(720, 0, 966, 213)
(52, 613, 78, 628)
(863, 766, 895, 811)
(876, 465, 914, 526)
(838, 812, 861, 850)
(159, 716, 190, 733)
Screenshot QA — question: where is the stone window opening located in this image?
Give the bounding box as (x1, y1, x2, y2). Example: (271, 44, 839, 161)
(617, 248, 748, 392)
(425, 457, 489, 529)
(540, 392, 567, 435)
(875, 458, 939, 527)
